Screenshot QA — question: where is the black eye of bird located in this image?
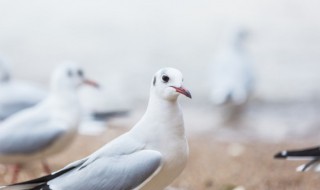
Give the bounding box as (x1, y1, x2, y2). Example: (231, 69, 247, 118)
(78, 70, 84, 77)
(162, 75, 169, 83)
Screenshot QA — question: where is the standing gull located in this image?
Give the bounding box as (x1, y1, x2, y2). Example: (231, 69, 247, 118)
(0, 58, 46, 120)
(210, 27, 254, 123)
(0, 63, 98, 183)
(0, 67, 192, 190)
(275, 146, 320, 172)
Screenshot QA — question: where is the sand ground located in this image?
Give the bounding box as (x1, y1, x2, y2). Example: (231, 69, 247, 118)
(0, 123, 319, 190)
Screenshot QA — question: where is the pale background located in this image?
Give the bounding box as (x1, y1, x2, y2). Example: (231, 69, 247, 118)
(0, 0, 319, 105)
(1, 1, 320, 189)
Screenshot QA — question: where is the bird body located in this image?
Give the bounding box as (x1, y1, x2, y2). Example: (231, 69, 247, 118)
(130, 95, 188, 190)
(210, 28, 254, 106)
(0, 99, 79, 164)
(1, 67, 191, 190)
(209, 28, 254, 124)
(0, 62, 98, 182)
(0, 60, 46, 120)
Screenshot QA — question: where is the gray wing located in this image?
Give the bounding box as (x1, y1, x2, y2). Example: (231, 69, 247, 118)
(0, 113, 66, 154)
(49, 150, 162, 190)
(0, 82, 46, 120)
(0, 101, 38, 120)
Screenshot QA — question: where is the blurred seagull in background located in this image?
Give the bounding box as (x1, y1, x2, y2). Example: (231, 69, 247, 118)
(0, 67, 191, 190)
(210, 27, 254, 123)
(275, 146, 320, 172)
(0, 57, 46, 120)
(0, 56, 127, 136)
(0, 62, 98, 183)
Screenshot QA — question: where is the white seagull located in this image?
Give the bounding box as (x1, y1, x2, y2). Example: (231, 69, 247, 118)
(210, 28, 254, 105)
(0, 67, 192, 190)
(210, 27, 254, 122)
(275, 146, 320, 172)
(0, 58, 47, 120)
(0, 63, 98, 183)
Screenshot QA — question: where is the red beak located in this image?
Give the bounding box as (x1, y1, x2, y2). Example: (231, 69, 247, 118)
(83, 79, 100, 88)
(171, 86, 192, 99)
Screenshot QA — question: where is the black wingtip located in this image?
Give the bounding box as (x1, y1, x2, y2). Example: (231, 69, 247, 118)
(6, 164, 78, 189)
(30, 184, 52, 190)
(274, 151, 287, 159)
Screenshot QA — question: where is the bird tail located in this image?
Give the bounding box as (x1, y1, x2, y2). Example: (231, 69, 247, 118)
(0, 176, 51, 190)
(0, 162, 78, 190)
(274, 146, 320, 159)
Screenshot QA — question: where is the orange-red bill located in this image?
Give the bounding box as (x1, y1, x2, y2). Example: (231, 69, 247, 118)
(171, 86, 192, 99)
(83, 79, 100, 88)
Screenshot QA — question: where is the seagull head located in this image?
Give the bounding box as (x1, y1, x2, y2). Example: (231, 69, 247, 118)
(151, 68, 191, 101)
(51, 62, 99, 93)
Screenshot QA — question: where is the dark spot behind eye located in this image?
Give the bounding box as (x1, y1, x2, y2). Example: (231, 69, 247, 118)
(153, 76, 156, 86)
(162, 75, 169, 83)
(67, 70, 73, 77)
(78, 70, 84, 77)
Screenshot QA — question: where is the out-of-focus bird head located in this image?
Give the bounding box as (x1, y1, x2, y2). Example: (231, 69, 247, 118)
(51, 62, 99, 93)
(151, 67, 192, 101)
(231, 27, 250, 48)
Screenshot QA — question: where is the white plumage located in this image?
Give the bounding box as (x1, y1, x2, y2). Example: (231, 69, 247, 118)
(0, 58, 46, 120)
(0, 62, 98, 183)
(210, 27, 254, 123)
(0, 67, 191, 190)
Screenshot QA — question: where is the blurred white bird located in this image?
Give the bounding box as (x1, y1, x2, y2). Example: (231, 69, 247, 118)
(0, 57, 127, 135)
(275, 146, 320, 172)
(0, 58, 47, 120)
(0, 67, 191, 190)
(0, 62, 98, 183)
(210, 27, 254, 123)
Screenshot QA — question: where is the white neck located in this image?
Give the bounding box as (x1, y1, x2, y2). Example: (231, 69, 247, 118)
(43, 88, 81, 126)
(130, 92, 185, 142)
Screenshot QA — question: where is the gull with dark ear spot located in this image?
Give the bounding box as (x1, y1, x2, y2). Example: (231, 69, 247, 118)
(0, 67, 191, 190)
(0, 62, 98, 183)
(0, 57, 47, 120)
(274, 146, 320, 172)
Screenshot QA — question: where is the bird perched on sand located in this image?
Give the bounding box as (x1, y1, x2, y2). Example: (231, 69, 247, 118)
(210, 27, 254, 123)
(0, 57, 46, 120)
(0, 67, 191, 190)
(0, 63, 98, 183)
(275, 146, 320, 172)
